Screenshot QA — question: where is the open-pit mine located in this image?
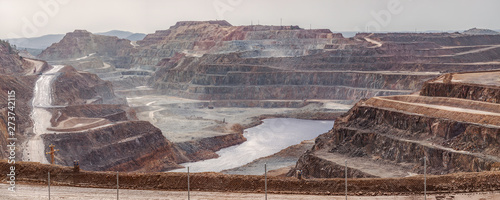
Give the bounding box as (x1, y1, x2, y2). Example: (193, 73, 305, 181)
(2, 21, 500, 197)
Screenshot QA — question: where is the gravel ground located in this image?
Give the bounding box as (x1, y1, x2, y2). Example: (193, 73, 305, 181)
(3, 183, 499, 200)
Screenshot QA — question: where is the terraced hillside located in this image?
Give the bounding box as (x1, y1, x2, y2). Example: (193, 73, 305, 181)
(35, 21, 500, 174)
(291, 71, 500, 178)
(38, 22, 500, 103)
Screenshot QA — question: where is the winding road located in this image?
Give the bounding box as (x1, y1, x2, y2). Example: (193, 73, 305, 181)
(364, 33, 383, 48)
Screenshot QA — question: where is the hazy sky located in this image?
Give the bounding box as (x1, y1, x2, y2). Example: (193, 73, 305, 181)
(1, 0, 499, 39)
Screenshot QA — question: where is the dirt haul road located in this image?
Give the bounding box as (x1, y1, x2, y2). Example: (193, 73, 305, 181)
(22, 65, 64, 164)
(2, 183, 499, 200)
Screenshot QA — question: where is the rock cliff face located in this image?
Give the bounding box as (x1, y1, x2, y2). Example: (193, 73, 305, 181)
(291, 71, 500, 178)
(420, 71, 500, 103)
(38, 30, 133, 61)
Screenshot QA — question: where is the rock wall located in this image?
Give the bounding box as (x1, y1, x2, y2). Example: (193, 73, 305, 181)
(421, 82, 500, 103)
(132, 21, 342, 66)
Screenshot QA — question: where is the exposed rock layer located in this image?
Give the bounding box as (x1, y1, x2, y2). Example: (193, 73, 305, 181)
(41, 121, 184, 171)
(291, 71, 500, 178)
(52, 66, 125, 105)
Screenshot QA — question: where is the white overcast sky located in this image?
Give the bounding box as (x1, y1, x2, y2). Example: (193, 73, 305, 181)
(1, 0, 499, 39)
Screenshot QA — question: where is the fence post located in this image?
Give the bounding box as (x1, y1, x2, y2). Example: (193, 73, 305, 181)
(265, 163, 267, 200)
(424, 157, 427, 200)
(117, 171, 119, 200)
(188, 167, 190, 200)
(345, 160, 347, 200)
(48, 172, 50, 200)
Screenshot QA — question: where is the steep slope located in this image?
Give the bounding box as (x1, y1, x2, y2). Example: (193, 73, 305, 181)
(0, 41, 43, 160)
(0, 76, 36, 160)
(0, 40, 36, 75)
(42, 121, 185, 171)
(152, 53, 438, 100)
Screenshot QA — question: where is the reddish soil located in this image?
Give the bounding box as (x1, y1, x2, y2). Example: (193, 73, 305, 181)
(2, 161, 500, 196)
